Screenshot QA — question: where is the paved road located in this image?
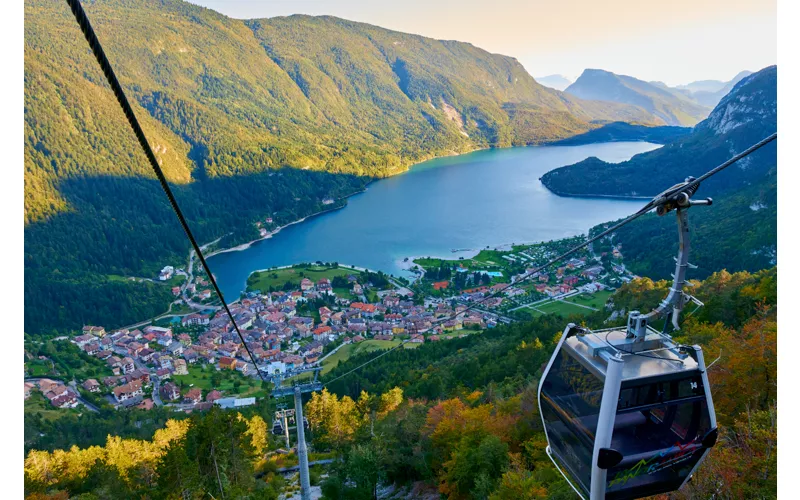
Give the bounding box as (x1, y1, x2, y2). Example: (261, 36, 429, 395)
(386, 277, 413, 296)
(152, 378, 164, 407)
(68, 380, 101, 412)
(182, 238, 223, 312)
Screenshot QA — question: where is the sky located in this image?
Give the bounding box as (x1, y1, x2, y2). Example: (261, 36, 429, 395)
(187, 0, 776, 86)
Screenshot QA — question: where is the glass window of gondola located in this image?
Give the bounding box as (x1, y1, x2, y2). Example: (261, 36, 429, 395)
(605, 375, 712, 499)
(540, 348, 605, 494)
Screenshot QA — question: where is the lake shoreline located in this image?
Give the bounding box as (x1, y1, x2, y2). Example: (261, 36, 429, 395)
(199, 141, 655, 261)
(199, 141, 659, 299)
(203, 187, 371, 259)
(198, 146, 491, 260)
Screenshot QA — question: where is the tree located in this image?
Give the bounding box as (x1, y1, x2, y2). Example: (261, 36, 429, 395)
(349, 442, 385, 499)
(306, 389, 363, 449)
(242, 414, 268, 458)
(440, 433, 509, 499)
(377, 388, 403, 417)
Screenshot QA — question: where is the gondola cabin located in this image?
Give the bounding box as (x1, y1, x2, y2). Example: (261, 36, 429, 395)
(539, 323, 717, 499)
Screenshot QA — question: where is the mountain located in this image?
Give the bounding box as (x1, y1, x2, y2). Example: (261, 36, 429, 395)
(682, 70, 754, 107)
(535, 74, 573, 91)
(565, 68, 712, 126)
(24, 0, 660, 336)
(542, 65, 777, 279)
(677, 78, 728, 93)
(678, 71, 753, 92)
(542, 66, 776, 197)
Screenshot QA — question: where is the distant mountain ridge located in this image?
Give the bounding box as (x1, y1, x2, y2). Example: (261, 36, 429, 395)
(565, 68, 712, 126)
(674, 70, 753, 108)
(535, 74, 573, 91)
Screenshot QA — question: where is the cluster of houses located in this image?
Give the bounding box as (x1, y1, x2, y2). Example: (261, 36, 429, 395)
(60, 274, 501, 412)
(423, 252, 626, 311)
(25, 379, 79, 409)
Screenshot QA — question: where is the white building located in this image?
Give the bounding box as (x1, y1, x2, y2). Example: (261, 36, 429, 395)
(214, 397, 256, 409)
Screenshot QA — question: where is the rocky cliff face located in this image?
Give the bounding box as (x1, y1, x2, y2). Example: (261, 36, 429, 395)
(700, 67, 777, 135)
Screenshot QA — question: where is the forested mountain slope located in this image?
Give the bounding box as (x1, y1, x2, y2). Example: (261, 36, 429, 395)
(565, 68, 711, 126)
(24, 0, 657, 336)
(25, 0, 658, 224)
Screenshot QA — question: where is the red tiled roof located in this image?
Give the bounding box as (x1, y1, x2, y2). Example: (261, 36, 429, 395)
(433, 281, 449, 290)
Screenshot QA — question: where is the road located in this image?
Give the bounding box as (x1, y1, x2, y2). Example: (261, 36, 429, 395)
(68, 380, 101, 412)
(182, 237, 224, 312)
(152, 378, 163, 406)
(459, 302, 516, 323)
(131, 357, 164, 407)
(386, 277, 413, 296)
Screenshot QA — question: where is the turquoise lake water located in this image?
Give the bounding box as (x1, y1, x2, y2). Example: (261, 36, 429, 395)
(207, 142, 659, 298)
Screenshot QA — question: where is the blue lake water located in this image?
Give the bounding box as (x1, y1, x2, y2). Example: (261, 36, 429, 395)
(207, 142, 660, 298)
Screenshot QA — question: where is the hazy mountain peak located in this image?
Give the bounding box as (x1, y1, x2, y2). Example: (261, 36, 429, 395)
(534, 74, 573, 91)
(565, 68, 710, 126)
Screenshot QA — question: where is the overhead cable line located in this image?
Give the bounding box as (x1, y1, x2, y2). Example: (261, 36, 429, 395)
(64, 0, 267, 383)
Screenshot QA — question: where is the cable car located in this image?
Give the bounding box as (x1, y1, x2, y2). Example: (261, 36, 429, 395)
(538, 184, 718, 499)
(272, 417, 284, 436)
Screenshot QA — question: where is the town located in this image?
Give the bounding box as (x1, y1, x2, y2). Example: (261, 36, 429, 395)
(24, 229, 637, 415)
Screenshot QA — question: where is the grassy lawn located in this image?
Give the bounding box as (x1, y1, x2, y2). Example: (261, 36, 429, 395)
(333, 287, 357, 301)
(246, 265, 356, 292)
(412, 257, 448, 271)
(26, 360, 54, 377)
(24, 392, 79, 421)
(535, 300, 592, 317)
(564, 290, 612, 309)
(172, 364, 268, 398)
(471, 249, 508, 266)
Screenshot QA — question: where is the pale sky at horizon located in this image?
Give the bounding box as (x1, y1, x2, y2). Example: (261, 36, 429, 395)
(187, 0, 776, 86)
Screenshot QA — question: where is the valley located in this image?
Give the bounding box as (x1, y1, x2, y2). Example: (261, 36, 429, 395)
(21, 0, 778, 498)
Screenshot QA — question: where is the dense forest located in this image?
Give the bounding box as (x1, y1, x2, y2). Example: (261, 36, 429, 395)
(25, 170, 368, 335)
(24, 0, 665, 337)
(588, 170, 777, 281)
(24, 268, 777, 498)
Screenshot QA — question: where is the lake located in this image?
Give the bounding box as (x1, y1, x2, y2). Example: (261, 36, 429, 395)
(207, 142, 660, 298)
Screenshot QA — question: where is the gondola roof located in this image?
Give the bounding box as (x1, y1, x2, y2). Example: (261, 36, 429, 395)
(563, 327, 700, 382)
